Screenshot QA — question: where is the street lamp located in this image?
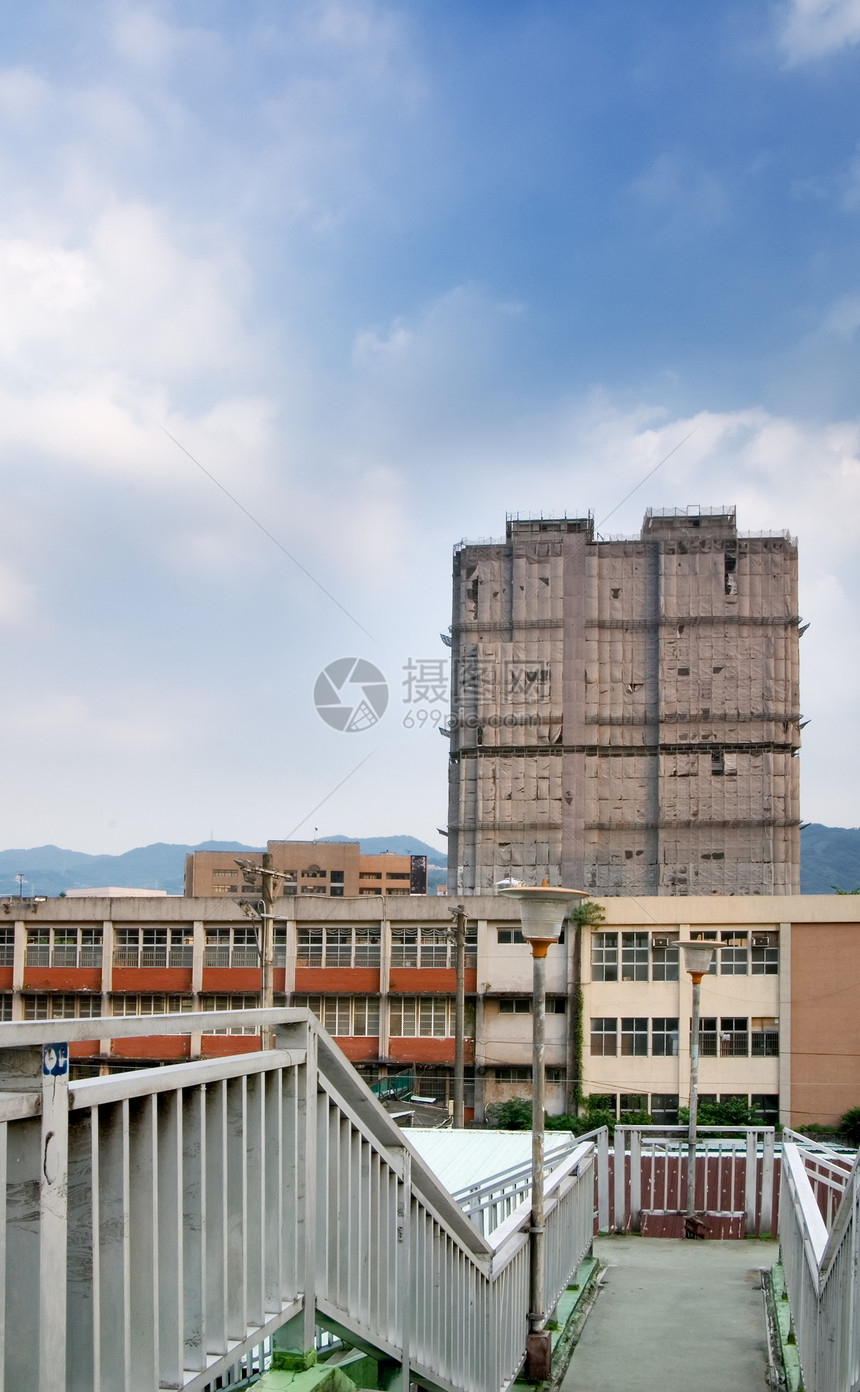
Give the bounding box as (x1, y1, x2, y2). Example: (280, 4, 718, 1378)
(497, 881, 587, 1381)
(680, 939, 715, 1223)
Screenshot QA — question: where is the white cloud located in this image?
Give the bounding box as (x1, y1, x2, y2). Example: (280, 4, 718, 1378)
(778, 0, 860, 63)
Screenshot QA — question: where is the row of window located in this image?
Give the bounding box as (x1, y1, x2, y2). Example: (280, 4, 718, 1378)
(0, 924, 481, 971)
(0, 925, 782, 978)
(590, 1016, 779, 1058)
(585, 1093, 780, 1125)
(294, 994, 468, 1038)
(591, 931, 778, 982)
(17, 993, 259, 1025)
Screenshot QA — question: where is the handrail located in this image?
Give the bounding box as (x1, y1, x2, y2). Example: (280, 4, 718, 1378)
(0, 1008, 596, 1392)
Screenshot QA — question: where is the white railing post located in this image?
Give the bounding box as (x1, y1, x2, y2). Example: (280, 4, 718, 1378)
(300, 1023, 318, 1356)
(761, 1128, 775, 1237)
(613, 1127, 627, 1231)
(629, 1129, 642, 1231)
(744, 1129, 757, 1234)
(393, 1145, 413, 1392)
(39, 1042, 69, 1392)
(597, 1126, 609, 1231)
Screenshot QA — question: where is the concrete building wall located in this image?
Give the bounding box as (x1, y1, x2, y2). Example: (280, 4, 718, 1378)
(448, 507, 800, 896)
(788, 921, 860, 1127)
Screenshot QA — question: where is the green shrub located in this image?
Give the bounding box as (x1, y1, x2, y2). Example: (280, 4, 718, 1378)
(485, 1098, 532, 1129)
(839, 1106, 860, 1146)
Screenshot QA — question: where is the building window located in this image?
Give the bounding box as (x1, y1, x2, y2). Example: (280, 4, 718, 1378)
(547, 997, 567, 1014)
(650, 1094, 679, 1124)
(389, 996, 454, 1038)
(294, 995, 380, 1037)
(200, 994, 261, 1034)
(621, 933, 649, 981)
(620, 1018, 648, 1056)
(0, 929, 13, 967)
(719, 1018, 749, 1058)
(497, 927, 525, 944)
(546, 1067, 566, 1084)
(751, 935, 779, 974)
(25, 926, 103, 969)
(698, 1017, 718, 1057)
(391, 928, 418, 968)
(493, 1066, 532, 1082)
(0, 995, 11, 1021)
(274, 926, 287, 965)
(652, 1018, 679, 1057)
(296, 926, 381, 969)
(114, 928, 191, 969)
(752, 1094, 779, 1124)
(651, 938, 679, 981)
(204, 926, 259, 969)
(591, 933, 618, 982)
(720, 932, 748, 975)
(23, 993, 102, 1020)
(620, 1093, 648, 1117)
(111, 995, 193, 1016)
(591, 1018, 617, 1057)
(751, 1019, 779, 1056)
(499, 998, 531, 1013)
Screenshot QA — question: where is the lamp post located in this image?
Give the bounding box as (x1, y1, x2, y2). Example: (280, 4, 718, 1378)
(680, 939, 715, 1221)
(498, 881, 587, 1381)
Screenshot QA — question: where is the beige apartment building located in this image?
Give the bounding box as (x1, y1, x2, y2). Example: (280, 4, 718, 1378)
(1, 891, 856, 1129)
(184, 840, 426, 898)
(447, 506, 801, 896)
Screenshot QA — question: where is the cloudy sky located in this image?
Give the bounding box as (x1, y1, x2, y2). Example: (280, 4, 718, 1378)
(1, 0, 859, 856)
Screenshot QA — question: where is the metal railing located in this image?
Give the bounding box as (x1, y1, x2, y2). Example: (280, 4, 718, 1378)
(779, 1138, 860, 1392)
(612, 1125, 777, 1235)
(0, 1008, 596, 1392)
(113, 946, 193, 968)
(452, 1126, 610, 1237)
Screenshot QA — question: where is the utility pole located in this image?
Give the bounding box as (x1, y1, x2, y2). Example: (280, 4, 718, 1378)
(236, 854, 281, 1050)
(449, 904, 466, 1128)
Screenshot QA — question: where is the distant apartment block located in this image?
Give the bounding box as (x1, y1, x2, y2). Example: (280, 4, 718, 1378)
(184, 840, 427, 898)
(447, 507, 801, 895)
(1, 892, 855, 1129)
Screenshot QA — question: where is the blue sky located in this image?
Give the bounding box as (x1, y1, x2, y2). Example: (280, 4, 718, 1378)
(1, 0, 860, 855)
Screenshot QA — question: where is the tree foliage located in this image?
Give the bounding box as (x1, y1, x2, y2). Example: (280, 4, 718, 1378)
(485, 1098, 532, 1129)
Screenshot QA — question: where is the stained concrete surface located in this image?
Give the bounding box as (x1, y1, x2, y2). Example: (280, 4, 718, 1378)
(560, 1236, 779, 1392)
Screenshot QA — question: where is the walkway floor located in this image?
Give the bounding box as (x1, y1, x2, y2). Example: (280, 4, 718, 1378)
(560, 1235, 779, 1392)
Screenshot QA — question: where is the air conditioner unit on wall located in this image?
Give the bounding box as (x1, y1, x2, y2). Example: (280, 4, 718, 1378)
(752, 935, 772, 946)
(652, 937, 671, 948)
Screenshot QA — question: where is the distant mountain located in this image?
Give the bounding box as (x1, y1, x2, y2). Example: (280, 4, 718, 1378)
(800, 825, 860, 894)
(5, 827, 852, 897)
(0, 836, 448, 898)
(318, 834, 447, 866)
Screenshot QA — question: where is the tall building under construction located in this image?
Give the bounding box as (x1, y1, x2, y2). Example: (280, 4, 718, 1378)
(447, 507, 801, 895)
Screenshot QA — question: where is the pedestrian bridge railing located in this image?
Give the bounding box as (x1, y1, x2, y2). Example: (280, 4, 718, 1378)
(779, 1135, 860, 1392)
(610, 1125, 777, 1236)
(0, 1010, 596, 1392)
(451, 1127, 609, 1237)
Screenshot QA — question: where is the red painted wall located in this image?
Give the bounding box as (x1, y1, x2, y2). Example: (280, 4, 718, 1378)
(110, 1035, 191, 1059)
(112, 968, 193, 992)
(334, 1036, 380, 1062)
(389, 968, 477, 993)
(295, 968, 380, 993)
(23, 968, 102, 992)
(200, 968, 261, 993)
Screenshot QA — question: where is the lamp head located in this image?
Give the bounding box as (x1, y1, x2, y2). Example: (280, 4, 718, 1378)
(497, 883, 588, 945)
(681, 939, 715, 979)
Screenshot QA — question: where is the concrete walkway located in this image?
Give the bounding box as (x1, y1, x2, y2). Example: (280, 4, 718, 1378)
(561, 1236, 779, 1392)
